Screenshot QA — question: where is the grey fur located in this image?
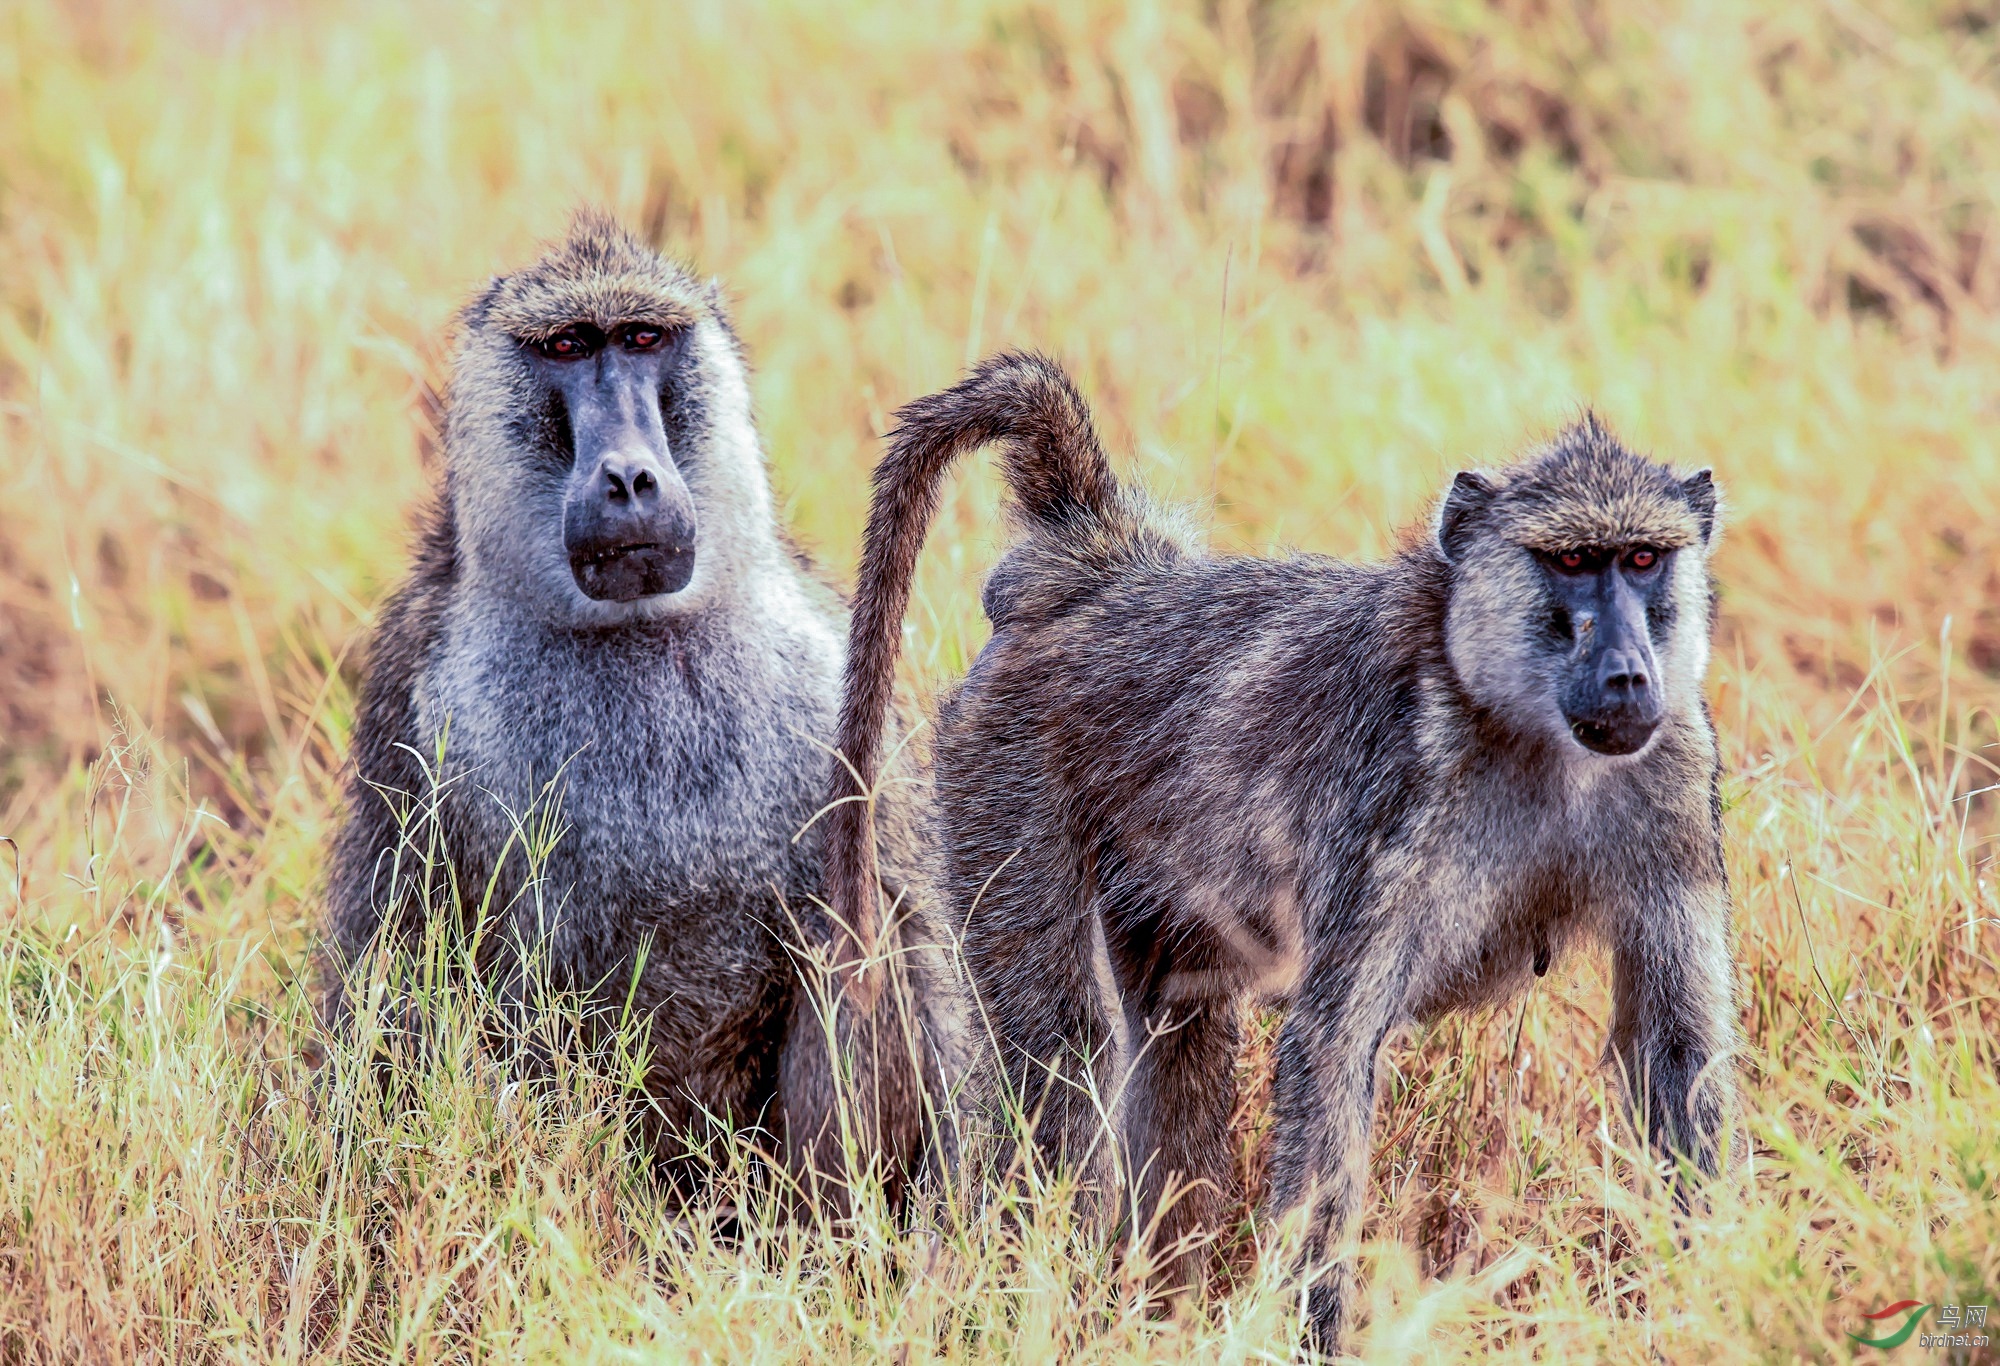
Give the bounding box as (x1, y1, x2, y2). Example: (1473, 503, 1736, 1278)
(831, 353, 1740, 1350)
(322, 211, 965, 1206)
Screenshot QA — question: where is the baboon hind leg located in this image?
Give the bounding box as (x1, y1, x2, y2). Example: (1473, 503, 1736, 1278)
(1119, 994, 1241, 1294)
(961, 881, 1131, 1232)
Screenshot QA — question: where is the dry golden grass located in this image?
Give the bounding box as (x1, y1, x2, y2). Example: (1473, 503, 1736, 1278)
(1, 0, 1997, 1360)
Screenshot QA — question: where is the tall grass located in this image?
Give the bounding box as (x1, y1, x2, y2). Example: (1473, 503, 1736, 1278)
(1, 0, 1996, 1359)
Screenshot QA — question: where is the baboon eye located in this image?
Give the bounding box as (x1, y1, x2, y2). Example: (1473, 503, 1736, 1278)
(625, 326, 666, 351)
(537, 330, 591, 360)
(1628, 548, 1659, 571)
(1545, 547, 1610, 575)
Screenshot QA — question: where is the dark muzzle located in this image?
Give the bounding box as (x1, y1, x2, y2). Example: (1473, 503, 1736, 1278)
(563, 455, 697, 602)
(1563, 642, 1663, 755)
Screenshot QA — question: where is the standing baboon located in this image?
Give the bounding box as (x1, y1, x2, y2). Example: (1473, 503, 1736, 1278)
(324, 211, 963, 1205)
(828, 352, 1739, 1349)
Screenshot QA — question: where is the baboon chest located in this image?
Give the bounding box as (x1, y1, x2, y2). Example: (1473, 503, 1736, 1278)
(1398, 769, 1649, 1014)
(414, 609, 837, 1002)
(1404, 853, 1586, 1016)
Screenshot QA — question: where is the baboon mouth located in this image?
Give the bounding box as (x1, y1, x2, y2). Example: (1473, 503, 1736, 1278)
(1567, 716, 1656, 756)
(583, 540, 662, 565)
(570, 541, 695, 602)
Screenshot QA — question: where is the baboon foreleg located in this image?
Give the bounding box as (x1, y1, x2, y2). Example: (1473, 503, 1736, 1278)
(1607, 878, 1739, 1184)
(1265, 937, 1414, 1354)
(1118, 996, 1240, 1293)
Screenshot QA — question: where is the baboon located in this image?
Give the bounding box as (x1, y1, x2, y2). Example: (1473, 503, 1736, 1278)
(323, 211, 963, 1206)
(829, 352, 1739, 1349)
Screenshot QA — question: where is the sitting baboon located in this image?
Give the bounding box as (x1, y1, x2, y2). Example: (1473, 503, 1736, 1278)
(828, 352, 1739, 1349)
(323, 211, 964, 1206)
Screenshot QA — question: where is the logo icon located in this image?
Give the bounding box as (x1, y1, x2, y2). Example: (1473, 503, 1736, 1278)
(1849, 1301, 1931, 1350)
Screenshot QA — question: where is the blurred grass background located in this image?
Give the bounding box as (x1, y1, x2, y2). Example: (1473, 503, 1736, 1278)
(1, 0, 1997, 1360)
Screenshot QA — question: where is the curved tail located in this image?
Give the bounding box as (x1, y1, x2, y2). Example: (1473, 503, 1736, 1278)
(826, 352, 1119, 994)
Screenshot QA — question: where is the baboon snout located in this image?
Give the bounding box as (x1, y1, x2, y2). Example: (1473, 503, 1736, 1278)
(564, 452, 698, 602)
(1564, 643, 1663, 756)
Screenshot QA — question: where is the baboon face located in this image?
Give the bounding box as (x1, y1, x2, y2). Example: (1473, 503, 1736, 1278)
(1531, 541, 1674, 754)
(441, 214, 781, 628)
(1437, 419, 1718, 760)
(523, 319, 699, 602)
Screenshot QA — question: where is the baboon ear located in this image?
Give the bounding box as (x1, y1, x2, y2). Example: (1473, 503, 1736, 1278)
(1681, 469, 1718, 543)
(1437, 472, 1496, 562)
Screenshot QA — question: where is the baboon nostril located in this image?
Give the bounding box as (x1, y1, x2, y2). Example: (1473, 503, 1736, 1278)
(634, 469, 656, 496)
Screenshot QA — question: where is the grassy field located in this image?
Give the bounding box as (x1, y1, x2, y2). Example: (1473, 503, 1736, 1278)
(3, 0, 1999, 1359)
